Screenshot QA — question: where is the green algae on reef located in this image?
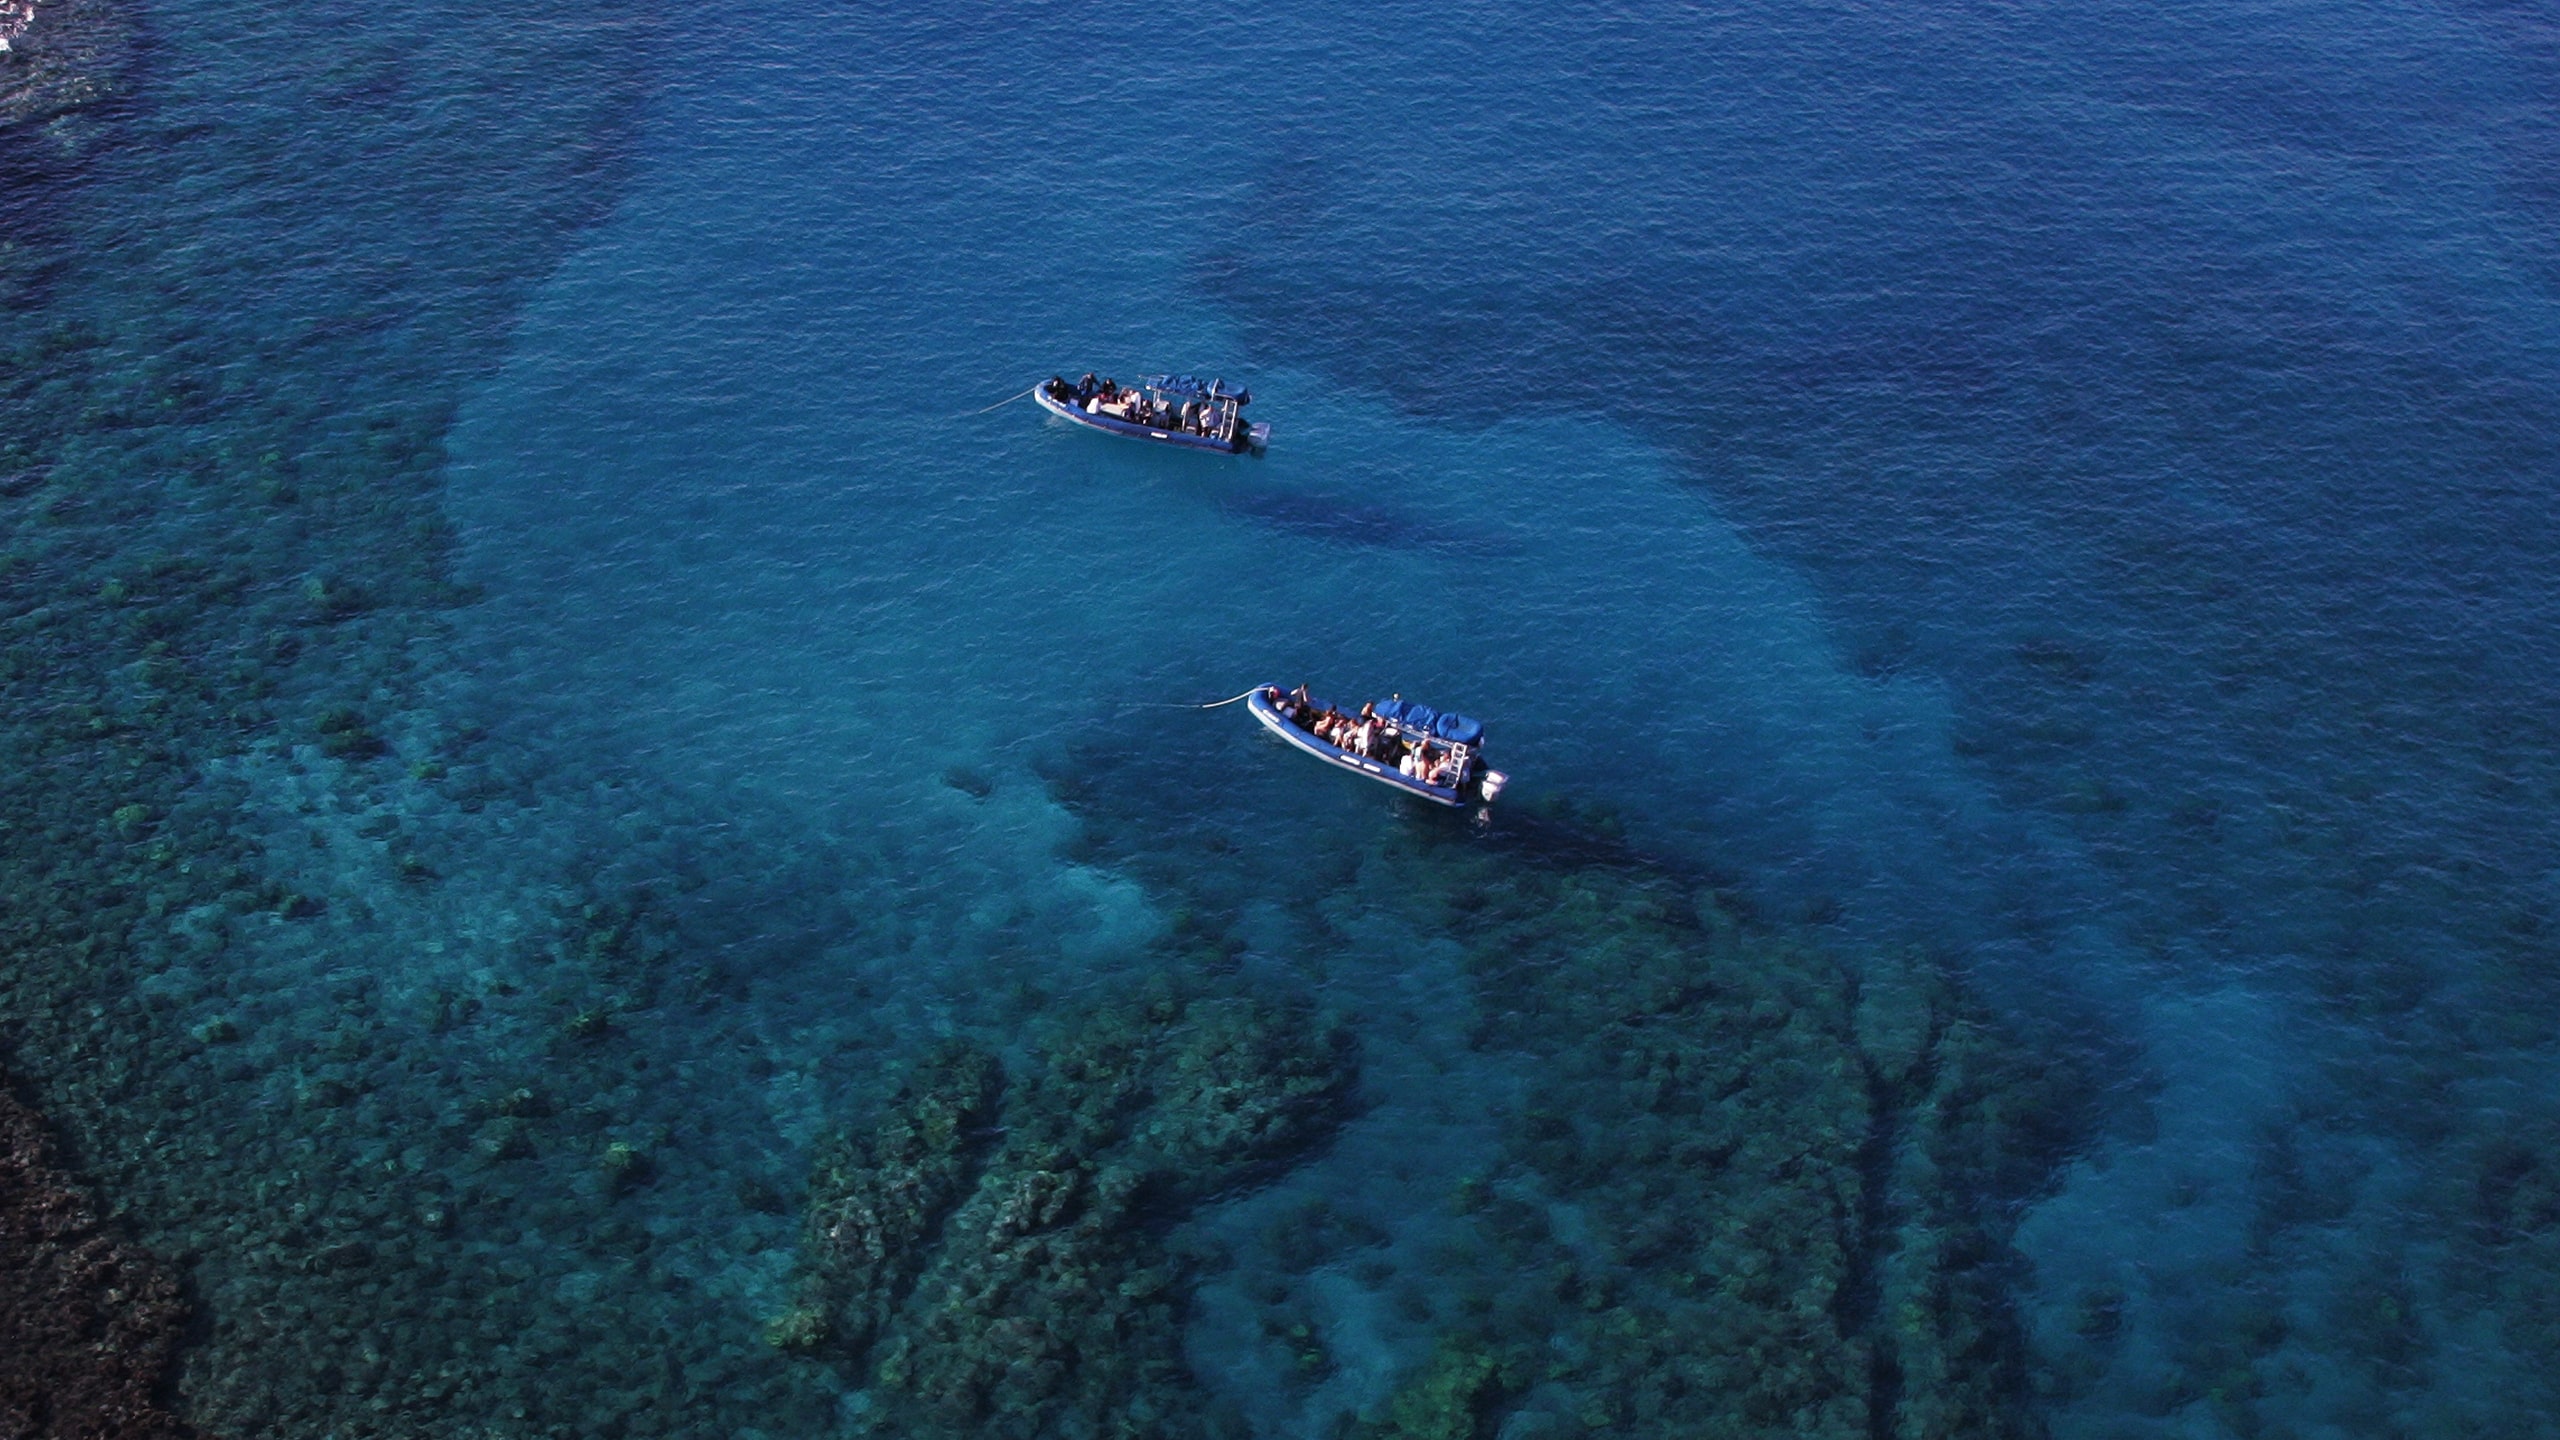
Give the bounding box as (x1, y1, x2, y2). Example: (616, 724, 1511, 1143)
(786, 990, 1356, 1440)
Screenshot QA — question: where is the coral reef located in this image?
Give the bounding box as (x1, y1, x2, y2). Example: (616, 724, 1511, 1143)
(1047, 733, 2089, 1438)
(1363, 1339, 1516, 1440)
(0, 1071, 198, 1439)
(1337, 820, 2082, 1439)
(789, 990, 1356, 1439)
(795, 1041, 1004, 1355)
(0, 0, 741, 1431)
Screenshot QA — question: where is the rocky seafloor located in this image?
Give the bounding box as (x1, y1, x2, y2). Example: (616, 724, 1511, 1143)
(8, 0, 2560, 1436)
(781, 992, 1356, 1439)
(1044, 751, 2095, 1439)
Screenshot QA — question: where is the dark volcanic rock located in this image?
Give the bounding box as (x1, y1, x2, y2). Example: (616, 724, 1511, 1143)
(0, 0, 133, 133)
(0, 1072, 199, 1440)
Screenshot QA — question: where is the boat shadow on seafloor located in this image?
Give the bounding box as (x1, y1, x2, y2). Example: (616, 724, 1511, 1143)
(1211, 484, 1523, 559)
(1245, 687, 1505, 809)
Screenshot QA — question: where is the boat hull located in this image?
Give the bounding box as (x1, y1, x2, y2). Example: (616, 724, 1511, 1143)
(1034, 386, 1267, 453)
(1247, 689, 1469, 807)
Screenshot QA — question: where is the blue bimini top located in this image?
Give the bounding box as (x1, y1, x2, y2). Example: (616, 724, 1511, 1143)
(1143, 374, 1252, 405)
(1431, 712, 1484, 745)
(1370, 699, 1482, 745)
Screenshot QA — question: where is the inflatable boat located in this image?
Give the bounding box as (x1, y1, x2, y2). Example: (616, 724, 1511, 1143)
(1245, 686, 1507, 807)
(1035, 373, 1269, 453)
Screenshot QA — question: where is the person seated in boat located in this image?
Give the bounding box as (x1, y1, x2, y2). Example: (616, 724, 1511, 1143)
(1077, 372, 1099, 400)
(1289, 684, 1313, 716)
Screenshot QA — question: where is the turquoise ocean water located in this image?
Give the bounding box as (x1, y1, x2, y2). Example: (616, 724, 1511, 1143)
(6, 0, 2560, 1434)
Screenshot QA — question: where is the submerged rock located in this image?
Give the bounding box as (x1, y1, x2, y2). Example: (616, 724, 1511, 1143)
(598, 1140, 653, 1194)
(1343, 828, 2079, 1440)
(793, 1040, 1003, 1359)
(789, 994, 1355, 1439)
(1045, 746, 2089, 1439)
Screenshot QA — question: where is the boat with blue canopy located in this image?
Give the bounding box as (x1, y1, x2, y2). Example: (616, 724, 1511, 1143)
(1035, 372, 1270, 453)
(1245, 684, 1508, 807)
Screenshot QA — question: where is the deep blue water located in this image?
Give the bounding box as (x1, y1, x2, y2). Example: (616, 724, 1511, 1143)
(9, 0, 2560, 1434)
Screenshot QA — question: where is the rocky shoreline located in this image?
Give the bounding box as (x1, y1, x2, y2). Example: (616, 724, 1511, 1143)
(0, 1071, 200, 1439)
(0, 0, 131, 134)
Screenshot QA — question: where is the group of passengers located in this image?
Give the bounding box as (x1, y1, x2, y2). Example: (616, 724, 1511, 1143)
(1266, 686, 1469, 789)
(1048, 374, 1238, 442)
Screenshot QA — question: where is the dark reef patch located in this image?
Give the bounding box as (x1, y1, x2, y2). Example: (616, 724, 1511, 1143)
(784, 989, 1357, 1440)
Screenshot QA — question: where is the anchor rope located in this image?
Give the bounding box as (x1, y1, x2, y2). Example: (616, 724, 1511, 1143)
(1131, 685, 1267, 710)
(1191, 685, 1266, 709)
(963, 384, 1041, 416)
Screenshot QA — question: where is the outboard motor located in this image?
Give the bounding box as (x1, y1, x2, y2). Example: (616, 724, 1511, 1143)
(1477, 769, 1508, 804)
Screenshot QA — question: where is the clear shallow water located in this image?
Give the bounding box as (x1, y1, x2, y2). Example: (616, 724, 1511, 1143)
(8, 0, 2560, 1435)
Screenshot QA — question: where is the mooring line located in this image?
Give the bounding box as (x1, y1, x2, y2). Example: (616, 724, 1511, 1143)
(1132, 685, 1267, 710)
(963, 384, 1040, 416)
